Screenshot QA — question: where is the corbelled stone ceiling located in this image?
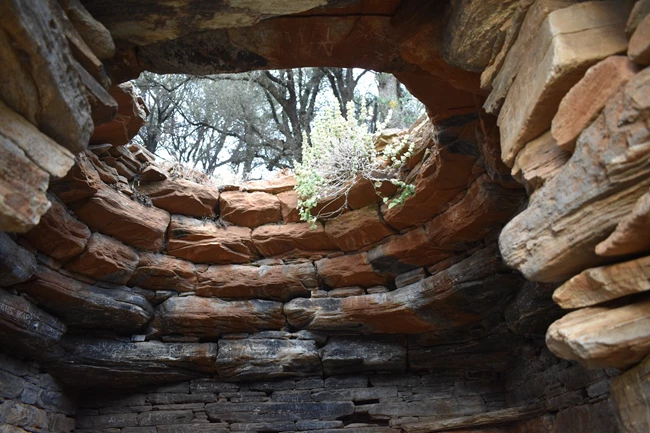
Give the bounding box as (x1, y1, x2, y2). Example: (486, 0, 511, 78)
(1, 0, 650, 432)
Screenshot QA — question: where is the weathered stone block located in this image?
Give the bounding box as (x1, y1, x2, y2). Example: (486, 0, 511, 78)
(500, 68, 650, 282)
(511, 131, 569, 196)
(167, 215, 255, 264)
(129, 252, 197, 292)
(319, 336, 406, 375)
(15, 266, 153, 332)
(196, 262, 316, 301)
(596, 191, 650, 257)
(252, 222, 338, 258)
(316, 252, 389, 288)
(0, 233, 36, 286)
(90, 83, 148, 146)
(552, 56, 639, 152)
(628, 13, 650, 65)
(216, 338, 321, 380)
(611, 354, 650, 433)
(553, 255, 650, 309)
(546, 297, 650, 369)
(65, 232, 139, 284)
(148, 296, 284, 338)
(72, 184, 170, 252)
(324, 206, 394, 252)
(497, 1, 630, 165)
(205, 401, 355, 423)
(0, 0, 93, 153)
(220, 191, 281, 228)
(137, 179, 219, 218)
(276, 190, 301, 223)
(21, 193, 90, 262)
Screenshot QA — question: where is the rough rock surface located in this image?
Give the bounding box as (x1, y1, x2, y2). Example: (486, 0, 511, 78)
(220, 191, 281, 228)
(595, 190, 650, 257)
(48, 337, 218, 388)
(167, 215, 256, 264)
(325, 206, 394, 252)
(628, 13, 650, 65)
(510, 131, 569, 196)
(252, 223, 337, 258)
(551, 55, 639, 152)
(196, 262, 317, 301)
(148, 296, 285, 338)
(50, 152, 101, 204)
(553, 256, 650, 309)
(276, 191, 301, 223)
(0, 289, 66, 358)
(546, 297, 650, 369)
(21, 193, 90, 262)
(14, 266, 153, 333)
(500, 68, 650, 282)
(72, 184, 170, 252)
(0, 232, 37, 287)
(0, 133, 50, 232)
(129, 252, 197, 292)
(216, 338, 321, 380)
(497, 1, 630, 166)
(316, 253, 389, 288)
(611, 354, 650, 433)
(320, 336, 406, 375)
(0, 0, 93, 153)
(89, 83, 148, 146)
(137, 179, 219, 218)
(65, 232, 138, 284)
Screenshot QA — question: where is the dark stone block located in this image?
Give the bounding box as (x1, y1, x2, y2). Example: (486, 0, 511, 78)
(0, 233, 36, 287)
(205, 402, 355, 422)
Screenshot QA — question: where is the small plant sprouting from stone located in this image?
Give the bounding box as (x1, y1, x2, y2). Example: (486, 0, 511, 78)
(294, 101, 416, 228)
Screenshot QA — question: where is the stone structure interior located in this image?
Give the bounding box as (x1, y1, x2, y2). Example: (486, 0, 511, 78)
(1, 0, 650, 432)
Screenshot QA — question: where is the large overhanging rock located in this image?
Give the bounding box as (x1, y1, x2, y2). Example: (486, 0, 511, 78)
(499, 67, 650, 283)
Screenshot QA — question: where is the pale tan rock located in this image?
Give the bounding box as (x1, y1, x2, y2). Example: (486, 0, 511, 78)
(195, 262, 317, 301)
(596, 191, 650, 257)
(138, 179, 219, 218)
(0, 0, 93, 153)
(499, 68, 650, 282)
(328, 287, 365, 298)
(483, 0, 578, 113)
(552, 56, 639, 152)
(315, 252, 389, 288)
(72, 184, 170, 252)
(546, 297, 650, 369)
(148, 296, 285, 339)
(325, 206, 394, 252)
(65, 232, 139, 284)
(140, 165, 168, 182)
(252, 223, 338, 258)
(497, 1, 630, 166)
(22, 193, 90, 262)
(167, 215, 256, 264)
(0, 101, 74, 178)
(277, 191, 301, 223)
(59, 0, 116, 60)
(220, 191, 281, 228)
(626, 0, 650, 37)
(610, 354, 650, 433)
(553, 256, 650, 309)
(628, 14, 650, 65)
(511, 131, 570, 195)
(128, 252, 197, 292)
(0, 135, 50, 232)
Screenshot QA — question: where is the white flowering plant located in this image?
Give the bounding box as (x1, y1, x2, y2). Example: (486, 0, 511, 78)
(294, 101, 416, 228)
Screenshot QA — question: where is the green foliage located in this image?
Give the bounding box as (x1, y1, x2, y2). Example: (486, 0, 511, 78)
(294, 101, 416, 228)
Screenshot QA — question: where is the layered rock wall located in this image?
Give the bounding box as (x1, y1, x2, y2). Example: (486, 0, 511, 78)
(2, 0, 650, 432)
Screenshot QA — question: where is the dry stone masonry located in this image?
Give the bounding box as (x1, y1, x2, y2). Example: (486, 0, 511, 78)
(1, 0, 650, 432)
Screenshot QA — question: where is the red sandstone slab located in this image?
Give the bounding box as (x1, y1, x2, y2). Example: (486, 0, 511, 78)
(195, 262, 316, 301)
(129, 252, 197, 292)
(138, 179, 219, 218)
(324, 206, 394, 252)
(276, 191, 301, 223)
(65, 232, 138, 284)
(22, 193, 91, 262)
(219, 191, 281, 228)
(252, 223, 338, 258)
(72, 183, 170, 252)
(167, 215, 256, 264)
(315, 252, 389, 288)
